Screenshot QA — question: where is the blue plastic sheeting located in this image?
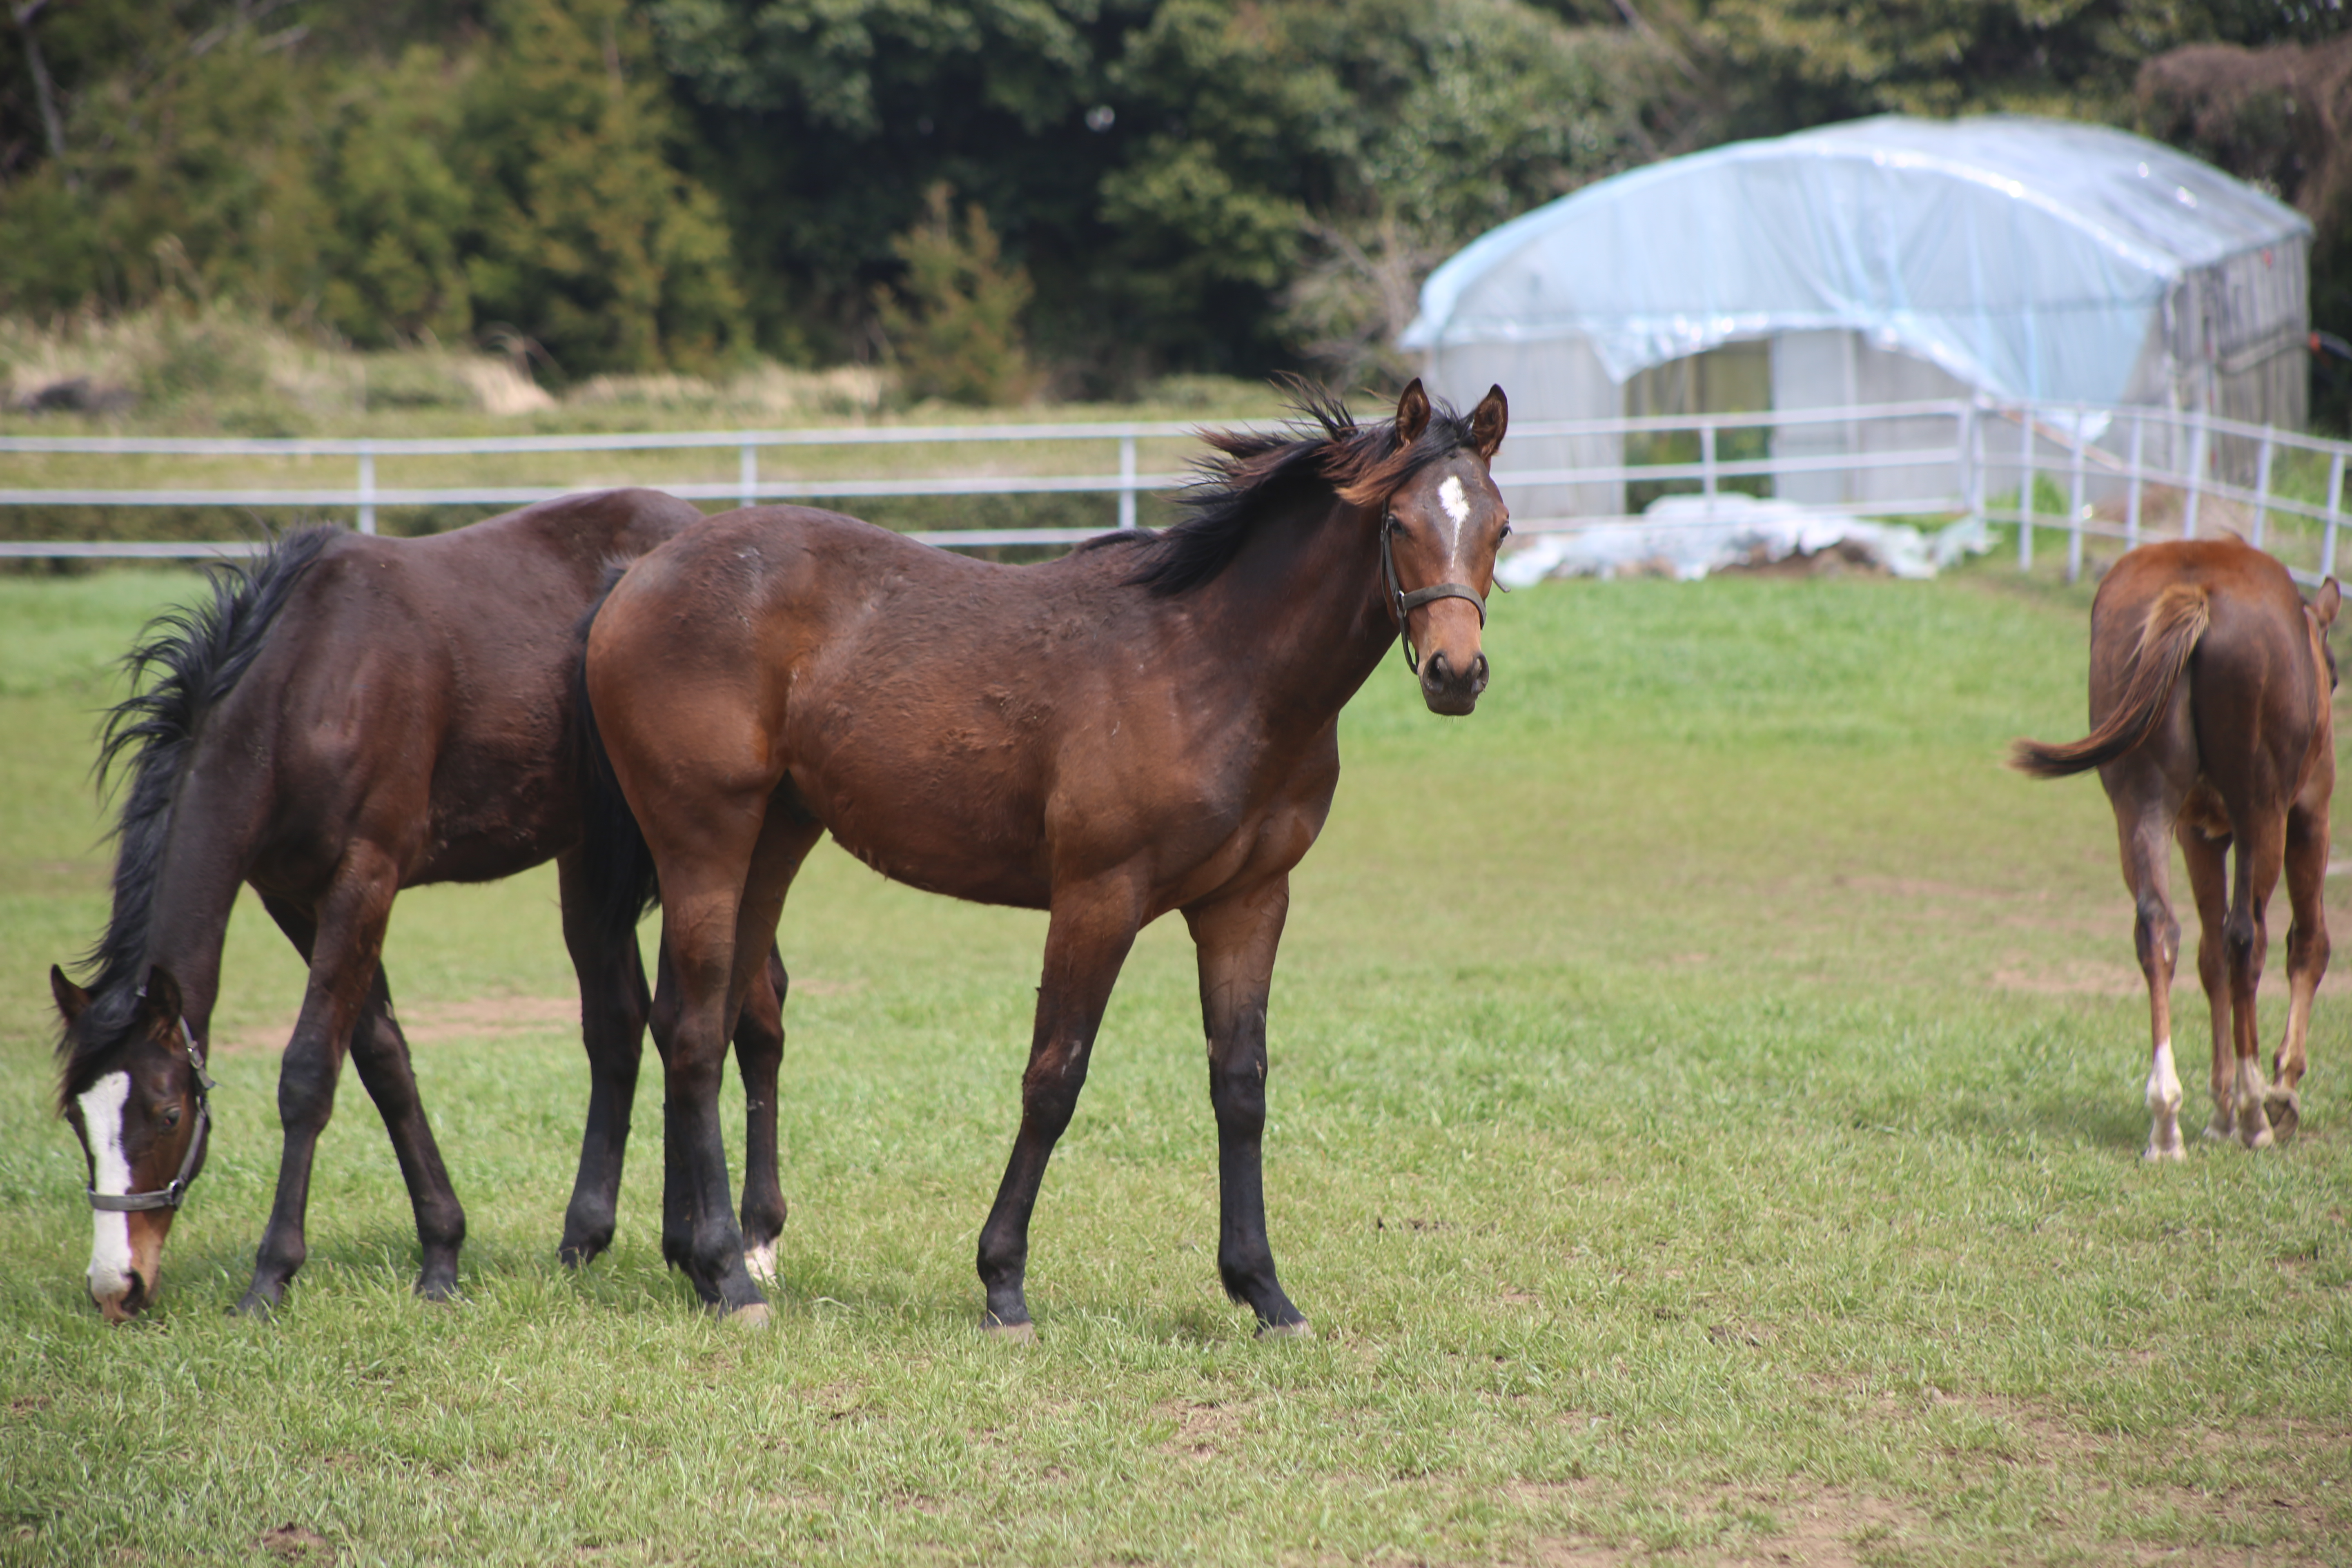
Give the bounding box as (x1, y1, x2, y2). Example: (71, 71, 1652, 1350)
(1401, 115, 2311, 406)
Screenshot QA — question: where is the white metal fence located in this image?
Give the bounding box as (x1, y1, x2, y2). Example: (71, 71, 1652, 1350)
(3, 400, 2348, 582)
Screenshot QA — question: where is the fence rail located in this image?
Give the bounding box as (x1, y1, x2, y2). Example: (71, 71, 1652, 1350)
(2, 401, 2348, 580)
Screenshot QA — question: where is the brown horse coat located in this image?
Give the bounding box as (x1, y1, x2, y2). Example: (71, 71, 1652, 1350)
(582, 381, 1509, 1329)
(2014, 537, 2338, 1157)
(54, 490, 786, 1321)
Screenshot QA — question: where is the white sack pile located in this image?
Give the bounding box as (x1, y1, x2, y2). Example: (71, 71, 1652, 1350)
(1496, 493, 1993, 587)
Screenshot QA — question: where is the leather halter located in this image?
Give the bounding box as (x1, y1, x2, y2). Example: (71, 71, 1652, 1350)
(1380, 504, 1490, 675)
(85, 1018, 214, 1214)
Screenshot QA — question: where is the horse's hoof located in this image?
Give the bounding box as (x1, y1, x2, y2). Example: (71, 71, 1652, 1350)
(2264, 1089, 2302, 1141)
(2141, 1140, 2187, 1163)
(718, 1301, 772, 1329)
(1258, 1317, 1314, 1340)
(744, 1241, 778, 1284)
(229, 1293, 275, 1320)
(982, 1317, 1036, 1343)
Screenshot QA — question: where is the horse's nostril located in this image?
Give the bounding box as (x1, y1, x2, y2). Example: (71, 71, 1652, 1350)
(1423, 651, 1450, 684)
(1472, 653, 1490, 688)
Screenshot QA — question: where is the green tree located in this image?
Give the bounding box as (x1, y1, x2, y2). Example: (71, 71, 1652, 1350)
(875, 182, 1036, 403)
(459, 0, 744, 374)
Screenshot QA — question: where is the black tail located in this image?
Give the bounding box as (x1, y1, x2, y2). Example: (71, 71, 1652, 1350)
(573, 567, 661, 952)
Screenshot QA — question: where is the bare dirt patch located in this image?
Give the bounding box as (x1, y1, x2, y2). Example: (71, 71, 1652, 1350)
(257, 1523, 331, 1560)
(1156, 1398, 1246, 1461)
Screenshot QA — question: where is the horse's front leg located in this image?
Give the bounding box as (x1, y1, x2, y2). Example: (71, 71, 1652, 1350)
(975, 878, 1143, 1338)
(1185, 876, 1309, 1335)
(732, 947, 791, 1283)
(241, 852, 413, 1314)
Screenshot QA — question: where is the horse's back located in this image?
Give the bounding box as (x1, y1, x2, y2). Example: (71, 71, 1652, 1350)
(227, 490, 707, 885)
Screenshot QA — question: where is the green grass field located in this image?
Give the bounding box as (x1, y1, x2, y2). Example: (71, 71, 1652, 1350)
(3, 552, 2349, 1566)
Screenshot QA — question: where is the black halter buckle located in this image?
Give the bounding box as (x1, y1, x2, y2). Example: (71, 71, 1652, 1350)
(1380, 507, 1488, 676)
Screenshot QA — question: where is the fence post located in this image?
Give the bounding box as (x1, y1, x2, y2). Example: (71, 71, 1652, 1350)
(1958, 401, 1980, 521)
(2250, 432, 2274, 552)
(2018, 405, 2035, 571)
(357, 444, 376, 535)
(2325, 450, 2347, 582)
(2125, 412, 2144, 549)
(1700, 419, 1719, 513)
(739, 442, 758, 509)
(2183, 410, 2208, 539)
(1118, 434, 1137, 531)
(2066, 403, 2087, 584)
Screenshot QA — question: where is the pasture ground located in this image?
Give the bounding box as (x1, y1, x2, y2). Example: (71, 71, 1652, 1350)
(2, 551, 2349, 1566)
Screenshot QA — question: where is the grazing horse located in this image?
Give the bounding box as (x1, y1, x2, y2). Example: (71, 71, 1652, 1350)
(581, 380, 1510, 1331)
(52, 491, 790, 1323)
(2013, 537, 2339, 1159)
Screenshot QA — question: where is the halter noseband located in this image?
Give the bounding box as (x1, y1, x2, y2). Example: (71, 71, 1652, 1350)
(86, 1017, 214, 1214)
(1380, 504, 1491, 675)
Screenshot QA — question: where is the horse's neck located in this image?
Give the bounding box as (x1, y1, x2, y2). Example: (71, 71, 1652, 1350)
(104, 744, 267, 1043)
(1196, 494, 1395, 722)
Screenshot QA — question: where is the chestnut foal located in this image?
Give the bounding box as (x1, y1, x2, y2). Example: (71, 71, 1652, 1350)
(2014, 537, 2338, 1159)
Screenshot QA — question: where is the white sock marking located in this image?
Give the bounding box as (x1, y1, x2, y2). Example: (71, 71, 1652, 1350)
(1438, 475, 1470, 551)
(2146, 1038, 2181, 1113)
(78, 1072, 135, 1296)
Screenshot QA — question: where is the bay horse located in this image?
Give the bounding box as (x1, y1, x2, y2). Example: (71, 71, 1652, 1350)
(51, 490, 789, 1323)
(580, 379, 1509, 1332)
(2012, 537, 2339, 1159)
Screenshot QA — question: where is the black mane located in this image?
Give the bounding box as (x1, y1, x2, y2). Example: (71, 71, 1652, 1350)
(58, 526, 339, 1100)
(1116, 387, 1481, 597)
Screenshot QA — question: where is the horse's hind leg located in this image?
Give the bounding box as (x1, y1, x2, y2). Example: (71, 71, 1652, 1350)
(2266, 798, 2330, 1139)
(555, 849, 653, 1268)
(2221, 814, 2289, 1149)
(642, 810, 812, 1318)
(732, 946, 791, 1283)
(2180, 824, 2234, 1146)
(2115, 791, 2189, 1160)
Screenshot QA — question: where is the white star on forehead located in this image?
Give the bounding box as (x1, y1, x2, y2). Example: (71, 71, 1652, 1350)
(1437, 475, 1470, 549)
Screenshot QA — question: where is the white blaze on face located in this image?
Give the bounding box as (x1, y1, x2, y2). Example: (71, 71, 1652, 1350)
(78, 1071, 136, 1296)
(1437, 474, 1470, 552)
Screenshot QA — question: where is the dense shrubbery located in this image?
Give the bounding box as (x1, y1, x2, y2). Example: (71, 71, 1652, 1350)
(0, 0, 2343, 407)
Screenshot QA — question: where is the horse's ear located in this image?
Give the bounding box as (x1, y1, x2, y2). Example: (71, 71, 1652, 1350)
(2315, 578, 2341, 629)
(51, 965, 90, 1025)
(140, 965, 184, 1026)
(1394, 379, 1431, 448)
(1470, 384, 1507, 461)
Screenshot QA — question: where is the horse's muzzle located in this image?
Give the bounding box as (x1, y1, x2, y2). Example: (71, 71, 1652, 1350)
(1420, 649, 1488, 716)
(92, 1269, 149, 1324)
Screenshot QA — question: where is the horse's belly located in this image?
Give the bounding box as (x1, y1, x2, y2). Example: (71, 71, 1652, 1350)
(795, 759, 1051, 910)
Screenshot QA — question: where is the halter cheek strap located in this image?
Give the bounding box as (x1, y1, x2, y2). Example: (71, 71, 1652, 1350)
(1380, 507, 1489, 675)
(86, 1018, 214, 1214)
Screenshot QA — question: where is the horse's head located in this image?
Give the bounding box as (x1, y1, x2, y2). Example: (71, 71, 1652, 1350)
(53, 964, 211, 1323)
(1378, 380, 1510, 715)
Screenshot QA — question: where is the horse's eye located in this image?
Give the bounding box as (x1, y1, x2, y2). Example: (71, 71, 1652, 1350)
(155, 1104, 182, 1131)
(1498, 524, 1512, 541)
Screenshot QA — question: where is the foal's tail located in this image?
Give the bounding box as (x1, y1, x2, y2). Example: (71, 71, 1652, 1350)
(573, 566, 662, 949)
(2009, 582, 2211, 778)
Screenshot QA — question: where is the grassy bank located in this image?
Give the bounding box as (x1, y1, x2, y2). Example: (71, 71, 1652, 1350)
(2, 558, 2348, 1565)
